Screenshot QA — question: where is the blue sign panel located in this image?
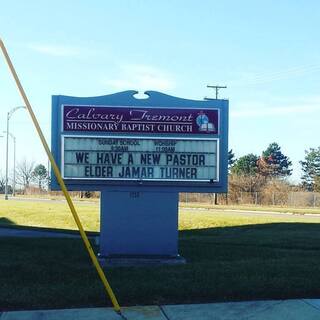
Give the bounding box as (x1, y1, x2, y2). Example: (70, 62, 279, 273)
(51, 91, 228, 193)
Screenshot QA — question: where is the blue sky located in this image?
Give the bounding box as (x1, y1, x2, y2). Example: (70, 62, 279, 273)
(0, 0, 319, 183)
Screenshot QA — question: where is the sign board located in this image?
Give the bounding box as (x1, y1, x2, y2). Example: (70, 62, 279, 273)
(51, 91, 228, 192)
(62, 136, 218, 182)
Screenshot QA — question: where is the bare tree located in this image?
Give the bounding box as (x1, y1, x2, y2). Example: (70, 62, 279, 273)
(16, 159, 35, 190)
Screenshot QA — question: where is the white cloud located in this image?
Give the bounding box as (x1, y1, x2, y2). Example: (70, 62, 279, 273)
(28, 44, 81, 57)
(230, 64, 320, 87)
(231, 98, 320, 118)
(103, 63, 176, 92)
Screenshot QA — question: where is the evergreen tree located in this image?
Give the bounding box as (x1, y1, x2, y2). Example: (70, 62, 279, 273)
(231, 153, 258, 176)
(261, 142, 292, 177)
(300, 147, 320, 191)
(228, 149, 236, 172)
(32, 164, 48, 190)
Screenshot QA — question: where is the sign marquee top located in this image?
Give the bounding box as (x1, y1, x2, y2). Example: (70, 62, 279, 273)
(63, 105, 219, 135)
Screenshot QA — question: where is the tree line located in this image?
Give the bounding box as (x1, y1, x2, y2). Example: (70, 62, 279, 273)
(0, 160, 49, 193)
(229, 142, 320, 192)
(1, 142, 319, 194)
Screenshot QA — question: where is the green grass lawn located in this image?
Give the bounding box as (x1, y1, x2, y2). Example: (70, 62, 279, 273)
(1, 199, 320, 232)
(1, 199, 320, 310)
(0, 199, 99, 232)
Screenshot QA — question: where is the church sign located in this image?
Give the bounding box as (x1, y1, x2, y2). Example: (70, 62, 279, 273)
(51, 91, 228, 260)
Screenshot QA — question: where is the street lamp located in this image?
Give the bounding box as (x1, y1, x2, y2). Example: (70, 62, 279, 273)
(3, 131, 16, 197)
(5, 106, 26, 200)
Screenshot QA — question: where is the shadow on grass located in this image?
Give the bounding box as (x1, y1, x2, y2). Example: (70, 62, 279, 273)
(180, 222, 320, 251)
(1, 222, 320, 310)
(0, 219, 98, 236)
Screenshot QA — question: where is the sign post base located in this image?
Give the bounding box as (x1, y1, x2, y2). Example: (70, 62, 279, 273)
(99, 190, 182, 262)
(98, 255, 186, 267)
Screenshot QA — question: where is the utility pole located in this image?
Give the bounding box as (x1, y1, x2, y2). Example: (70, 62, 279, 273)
(5, 113, 9, 200)
(205, 85, 227, 206)
(205, 85, 227, 100)
(3, 131, 16, 196)
(5, 106, 26, 200)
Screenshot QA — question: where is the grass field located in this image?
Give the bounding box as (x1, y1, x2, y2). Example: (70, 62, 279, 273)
(1, 199, 320, 232)
(0, 199, 99, 231)
(1, 199, 320, 310)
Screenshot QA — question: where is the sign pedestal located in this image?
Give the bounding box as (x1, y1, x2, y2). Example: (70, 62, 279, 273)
(99, 190, 185, 265)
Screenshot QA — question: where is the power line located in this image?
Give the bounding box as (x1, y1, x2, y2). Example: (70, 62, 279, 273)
(205, 85, 227, 100)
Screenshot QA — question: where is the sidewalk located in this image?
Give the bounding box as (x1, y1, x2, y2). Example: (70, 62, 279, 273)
(2, 299, 320, 320)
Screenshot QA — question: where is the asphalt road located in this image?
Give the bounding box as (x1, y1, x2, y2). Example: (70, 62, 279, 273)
(3, 196, 97, 205)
